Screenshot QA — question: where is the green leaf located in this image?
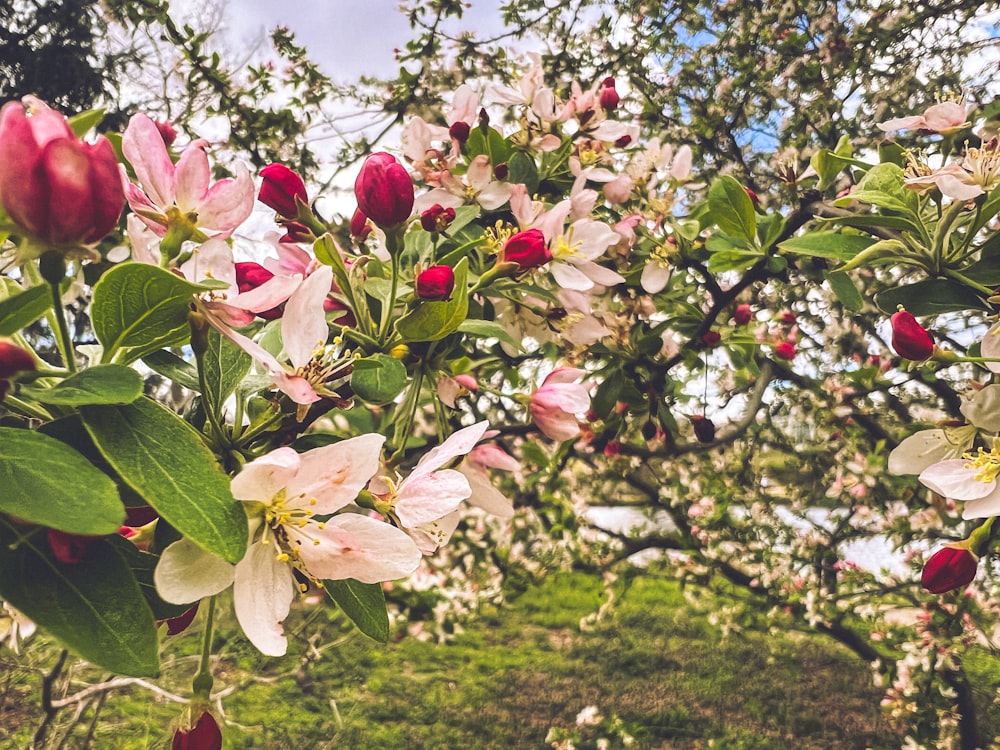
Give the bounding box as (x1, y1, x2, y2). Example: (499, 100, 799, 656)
(0, 283, 52, 336)
(68, 108, 106, 137)
(324, 578, 389, 643)
(707, 248, 763, 273)
(508, 151, 539, 193)
(466, 125, 509, 167)
(201, 328, 252, 421)
(592, 368, 624, 420)
(779, 233, 875, 261)
(21, 365, 143, 406)
(0, 520, 159, 676)
(91, 263, 205, 363)
(824, 270, 864, 312)
(708, 175, 757, 244)
(143, 350, 201, 392)
(395, 258, 469, 342)
(0, 427, 124, 534)
(351, 353, 408, 405)
(874, 278, 990, 315)
(80, 399, 247, 564)
(457, 319, 523, 351)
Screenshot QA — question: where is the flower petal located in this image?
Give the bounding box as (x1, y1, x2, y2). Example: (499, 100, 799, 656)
(919, 459, 997, 500)
(233, 540, 296, 656)
(282, 265, 333, 369)
(296, 514, 421, 582)
(154, 538, 235, 604)
(232, 447, 301, 502)
(395, 469, 472, 527)
(409, 421, 489, 480)
(286, 433, 386, 513)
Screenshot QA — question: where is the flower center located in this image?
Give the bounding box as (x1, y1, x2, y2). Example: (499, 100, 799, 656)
(962, 443, 1000, 484)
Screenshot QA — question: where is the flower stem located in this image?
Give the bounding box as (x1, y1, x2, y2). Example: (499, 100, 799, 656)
(192, 596, 216, 699)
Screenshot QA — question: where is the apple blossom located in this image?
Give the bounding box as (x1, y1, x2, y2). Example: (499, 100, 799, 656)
(877, 101, 970, 134)
(531, 199, 624, 291)
(919, 443, 1000, 519)
(121, 113, 253, 239)
(371, 421, 490, 553)
(156, 433, 421, 656)
(530, 368, 591, 442)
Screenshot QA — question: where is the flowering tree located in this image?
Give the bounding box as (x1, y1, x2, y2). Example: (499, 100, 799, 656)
(3, 7, 1000, 749)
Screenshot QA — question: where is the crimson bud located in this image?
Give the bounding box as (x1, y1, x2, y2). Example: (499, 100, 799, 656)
(449, 121, 471, 144)
(890, 309, 934, 361)
(47, 529, 101, 564)
(354, 152, 414, 229)
(733, 304, 752, 326)
(599, 77, 620, 110)
(259, 163, 308, 220)
(0, 98, 124, 246)
(350, 207, 372, 240)
(420, 204, 456, 233)
(0, 339, 35, 401)
(701, 330, 721, 348)
(774, 341, 796, 360)
(921, 546, 978, 594)
(172, 710, 222, 750)
(500, 228, 552, 271)
(691, 415, 716, 443)
(416, 265, 455, 300)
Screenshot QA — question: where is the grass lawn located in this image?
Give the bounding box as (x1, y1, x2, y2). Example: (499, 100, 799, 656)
(4, 570, 995, 748)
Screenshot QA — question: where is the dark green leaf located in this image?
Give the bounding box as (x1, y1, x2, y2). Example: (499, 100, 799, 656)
(22, 364, 143, 406)
(708, 175, 757, 244)
(201, 328, 251, 421)
(351, 353, 408, 405)
(0, 520, 159, 676)
(324, 579, 389, 643)
(825, 270, 864, 312)
(80, 399, 247, 564)
(874, 278, 990, 315)
(508, 151, 539, 193)
(0, 427, 124, 534)
(143, 350, 201, 392)
(0, 283, 52, 336)
(91, 263, 204, 363)
(457, 319, 523, 351)
(779, 233, 875, 261)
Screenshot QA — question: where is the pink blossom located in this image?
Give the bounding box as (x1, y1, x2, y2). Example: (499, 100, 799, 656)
(530, 368, 591, 441)
(877, 101, 970, 134)
(121, 113, 254, 238)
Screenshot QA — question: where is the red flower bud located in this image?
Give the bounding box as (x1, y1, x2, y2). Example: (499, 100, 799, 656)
(449, 121, 471, 144)
(500, 228, 551, 271)
(279, 221, 313, 243)
(154, 119, 178, 147)
(350, 207, 372, 240)
(420, 204, 456, 233)
(701, 330, 722, 348)
(172, 710, 222, 750)
(0, 339, 35, 401)
(921, 546, 977, 594)
(599, 78, 620, 110)
(890, 310, 934, 361)
(603, 440, 621, 457)
(691, 415, 716, 443)
(259, 163, 308, 220)
(614, 134, 632, 148)
(235, 262, 283, 320)
(493, 163, 509, 181)
(47, 529, 101, 564)
(0, 98, 124, 246)
(743, 185, 761, 210)
(733, 304, 752, 326)
(780, 310, 796, 325)
(354, 152, 414, 229)
(165, 603, 200, 636)
(416, 265, 455, 300)
(774, 341, 796, 360)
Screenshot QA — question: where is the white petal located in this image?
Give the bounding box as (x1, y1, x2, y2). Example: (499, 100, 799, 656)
(887, 428, 974, 476)
(962, 486, 1000, 519)
(459, 465, 515, 519)
(550, 261, 595, 291)
(282, 266, 333, 369)
(982, 323, 1000, 374)
(395, 470, 472, 527)
(287, 433, 386, 513)
(232, 447, 300, 502)
(641, 262, 671, 294)
(919, 459, 997, 500)
(962, 385, 1000, 431)
(580, 261, 625, 287)
(154, 539, 235, 604)
(233, 541, 296, 656)
(298, 514, 421, 582)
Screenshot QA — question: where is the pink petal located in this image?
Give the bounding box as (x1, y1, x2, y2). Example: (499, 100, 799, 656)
(195, 162, 255, 236)
(173, 140, 211, 212)
(286, 433, 385, 513)
(122, 114, 176, 208)
(409, 421, 489, 479)
(295, 514, 421, 582)
(395, 470, 472, 527)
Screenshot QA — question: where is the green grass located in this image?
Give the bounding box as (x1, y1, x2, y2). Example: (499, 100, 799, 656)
(0, 572, 957, 749)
